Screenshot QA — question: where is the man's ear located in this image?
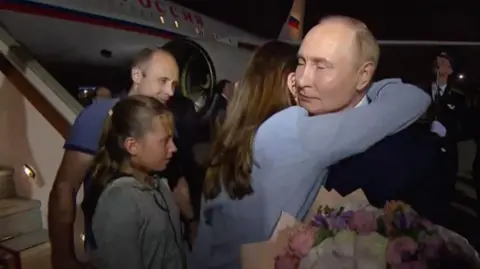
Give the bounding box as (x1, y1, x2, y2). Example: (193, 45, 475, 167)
(131, 67, 142, 84)
(287, 72, 297, 102)
(356, 61, 375, 91)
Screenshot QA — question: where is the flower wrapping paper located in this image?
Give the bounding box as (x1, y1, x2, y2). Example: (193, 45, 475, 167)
(240, 187, 480, 269)
(240, 187, 372, 269)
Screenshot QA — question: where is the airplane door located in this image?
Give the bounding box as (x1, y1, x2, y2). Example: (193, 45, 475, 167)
(162, 39, 216, 115)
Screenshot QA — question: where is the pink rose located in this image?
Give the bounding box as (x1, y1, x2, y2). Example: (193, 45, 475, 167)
(289, 227, 317, 258)
(386, 237, 418, 264)
(390, 261, 427, 269)
(348, 210, 377, 234)
(275, 253, 299, 269)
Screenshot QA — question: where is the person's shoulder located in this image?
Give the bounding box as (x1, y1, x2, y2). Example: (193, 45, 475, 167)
(372, 78, 403, 85)
(254, 106, 307, 157)
(258, 106, 307, 133)
(370, 78, 422, 92)
(81, 99, 119, 118)
(99, 177, 143, 206)
(64, 98, 119, 154)
(255, 106, 305, 144)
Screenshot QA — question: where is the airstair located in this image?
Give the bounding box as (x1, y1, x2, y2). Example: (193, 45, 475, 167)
(0, 26, 83, 269)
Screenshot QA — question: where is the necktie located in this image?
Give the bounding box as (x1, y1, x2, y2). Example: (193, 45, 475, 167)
(435, 88, 441, 102)
(433, 87, 442, 120)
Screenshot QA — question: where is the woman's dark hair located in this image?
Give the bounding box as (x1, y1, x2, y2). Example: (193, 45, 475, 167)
(92, 95, 174, 186)
(214, 80, 231, 95)
(203, 41, 297, 200)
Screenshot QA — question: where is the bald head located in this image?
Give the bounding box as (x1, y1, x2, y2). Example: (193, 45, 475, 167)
(295, 15, 378, 115)
(130, 48, 179, 103)
(95, 86, 112, 100)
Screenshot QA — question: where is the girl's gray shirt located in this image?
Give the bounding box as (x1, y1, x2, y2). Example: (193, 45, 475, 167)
(92, 176, 185, 269)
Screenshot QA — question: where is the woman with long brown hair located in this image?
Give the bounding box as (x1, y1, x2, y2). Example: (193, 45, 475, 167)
(190, 41, 297, 269)
(189, 39, 429, 269)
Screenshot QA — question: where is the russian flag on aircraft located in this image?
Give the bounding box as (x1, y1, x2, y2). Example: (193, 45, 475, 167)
(287, 15, 300, 29)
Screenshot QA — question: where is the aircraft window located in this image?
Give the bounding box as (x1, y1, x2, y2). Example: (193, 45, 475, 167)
(163, 39, 215, 115)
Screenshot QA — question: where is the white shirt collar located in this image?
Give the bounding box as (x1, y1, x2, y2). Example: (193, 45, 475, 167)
(354, 95, 369, 108)
(432, 83, 447, 96)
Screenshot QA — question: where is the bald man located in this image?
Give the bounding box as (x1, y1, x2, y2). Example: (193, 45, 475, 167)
(48, 48, 183, 269)
(93, 86, 112, 100)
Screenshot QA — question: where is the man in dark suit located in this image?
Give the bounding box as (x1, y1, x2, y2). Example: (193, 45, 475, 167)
(199, 79, 232, 140)
(210, 79, 232, 123)
(326, 106, 450, 225)
(163, 89, 203, 245)
(422, 53, 471, 201)
(325, 55, 451, 226)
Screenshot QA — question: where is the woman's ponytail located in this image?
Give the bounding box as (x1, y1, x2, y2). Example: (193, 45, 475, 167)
(91, 109, 120, 187)
(83, 109, 122, 225)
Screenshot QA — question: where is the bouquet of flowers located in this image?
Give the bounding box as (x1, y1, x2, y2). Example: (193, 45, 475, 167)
(241, 188, 480, 269)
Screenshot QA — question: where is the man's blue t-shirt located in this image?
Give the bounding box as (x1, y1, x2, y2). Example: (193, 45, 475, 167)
(64, 98, 119, 155)
(64, 98, 119, 248)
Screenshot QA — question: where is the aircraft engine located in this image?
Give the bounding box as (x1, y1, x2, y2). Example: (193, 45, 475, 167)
(162, 38, 252, 114)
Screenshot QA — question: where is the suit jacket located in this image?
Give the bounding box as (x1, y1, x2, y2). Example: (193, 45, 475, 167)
(199, 94, 228, 140)
(161, 93, 204, 220)
(326, 122, 450, 225)
(210, 94, 227, 125)
(422, 83, 470, 145)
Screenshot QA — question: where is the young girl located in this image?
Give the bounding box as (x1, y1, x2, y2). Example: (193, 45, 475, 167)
(88, 95, 185, 269)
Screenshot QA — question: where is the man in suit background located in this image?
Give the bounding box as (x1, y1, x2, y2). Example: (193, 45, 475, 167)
(324, 42, 449, 225)
(197, 79, 232, 142)
(423, 53, 471, 202)
(164, 88, 204, 244)
(210, 79, 232, 124)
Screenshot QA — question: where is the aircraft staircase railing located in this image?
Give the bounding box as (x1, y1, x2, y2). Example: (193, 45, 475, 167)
(0, 25, 82, 127)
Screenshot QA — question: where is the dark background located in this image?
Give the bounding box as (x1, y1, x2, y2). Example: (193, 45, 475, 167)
(172, 0, 480, 90)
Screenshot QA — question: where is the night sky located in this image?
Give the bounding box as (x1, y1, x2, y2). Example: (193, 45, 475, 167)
(173, 0, 480, 89)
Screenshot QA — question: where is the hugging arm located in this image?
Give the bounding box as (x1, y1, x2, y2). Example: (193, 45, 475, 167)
(298, 78, 431, 165)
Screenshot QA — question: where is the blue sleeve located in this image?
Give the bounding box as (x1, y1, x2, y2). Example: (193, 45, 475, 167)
(259, 79, 430, 167)
(297, 79, 431, 165)
(64, 99, 117, 155)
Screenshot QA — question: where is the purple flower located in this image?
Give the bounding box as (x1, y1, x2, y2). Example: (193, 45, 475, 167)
(312, 215, 328, 228)
(348, 209, 377, 234)
(387, 237, 418, 264)
(341, 210, 354, 218)
(393, 211, 415, 230)
(312, 214, 350, 230)
(329, 216, 350, 230)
